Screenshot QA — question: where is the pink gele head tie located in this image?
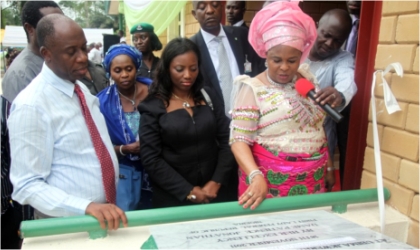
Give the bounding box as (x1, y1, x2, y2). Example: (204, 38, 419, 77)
(249, 1, 317, 63)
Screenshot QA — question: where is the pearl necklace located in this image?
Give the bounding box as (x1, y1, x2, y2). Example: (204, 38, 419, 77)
(118, 83, 137, 111)
(266, 72, 296, 89)
(172, 93, 191, 109)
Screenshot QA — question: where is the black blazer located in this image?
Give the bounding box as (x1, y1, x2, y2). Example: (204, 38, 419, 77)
(79, 61, 109, 95)
(190, 26, 265, 105)
(139, 87, 237, 208)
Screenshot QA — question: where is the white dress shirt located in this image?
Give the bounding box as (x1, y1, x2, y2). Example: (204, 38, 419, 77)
(201, 25, 240, 85)
(233, 20, 245, 27)
(9, 63, 119, 217)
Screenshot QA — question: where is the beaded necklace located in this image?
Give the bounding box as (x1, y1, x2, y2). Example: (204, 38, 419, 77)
(266, 71, 296, 89)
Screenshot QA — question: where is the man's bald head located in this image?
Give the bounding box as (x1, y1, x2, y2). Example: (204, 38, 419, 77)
(309, 9, 352, 60)
(37, 13, 88, 83)
(36, 14, 75, 49)
(318, 9, 352, 38)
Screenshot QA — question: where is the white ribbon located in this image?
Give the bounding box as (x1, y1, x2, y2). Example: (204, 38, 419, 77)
(370, 62, 403, 233)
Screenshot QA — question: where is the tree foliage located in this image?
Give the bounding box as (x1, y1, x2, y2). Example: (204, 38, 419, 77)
(59, 0, 118, 30)
(1, 1, 26, 29)
(1, 0, 118, 30)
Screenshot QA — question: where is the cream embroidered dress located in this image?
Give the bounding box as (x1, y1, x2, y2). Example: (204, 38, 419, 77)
(230, 65, 330, 197)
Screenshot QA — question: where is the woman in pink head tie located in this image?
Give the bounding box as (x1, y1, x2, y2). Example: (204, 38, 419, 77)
(230, 1, 335, 210)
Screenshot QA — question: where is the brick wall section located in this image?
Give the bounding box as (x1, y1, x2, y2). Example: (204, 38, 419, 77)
(363, 1, 419, 247)
(185, 2, 200, 38)
(243, 1, 263, 26)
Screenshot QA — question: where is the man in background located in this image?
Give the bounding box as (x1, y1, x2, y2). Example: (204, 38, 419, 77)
(190, 0, 264, 116)
(304, 9, 358, 184)
(79, 61, 109, 95)
(190, 0, 265, 202)
(88, 42, 102, 64)
(226, 1, 247, 28)
(97, 42, 104, 58)
(1, 1, 63, 102)
(345, 1, 361, 56)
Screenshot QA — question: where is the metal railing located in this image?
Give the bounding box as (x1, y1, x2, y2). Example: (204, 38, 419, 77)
(20, 188, 390, 239)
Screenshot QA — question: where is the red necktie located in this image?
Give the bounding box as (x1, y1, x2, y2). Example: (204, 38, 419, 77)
(74, 84, 116, 204)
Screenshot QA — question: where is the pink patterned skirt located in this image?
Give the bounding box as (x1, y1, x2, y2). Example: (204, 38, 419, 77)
(238, 143, 328, 198)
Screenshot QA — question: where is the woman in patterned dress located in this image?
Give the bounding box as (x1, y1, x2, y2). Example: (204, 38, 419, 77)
(230, 1, 335, 210)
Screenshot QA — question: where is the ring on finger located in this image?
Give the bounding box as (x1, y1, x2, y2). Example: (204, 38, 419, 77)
(247, 192, 254, 197)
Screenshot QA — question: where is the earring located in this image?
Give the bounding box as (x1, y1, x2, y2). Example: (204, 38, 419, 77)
(264, 60, 268, 68)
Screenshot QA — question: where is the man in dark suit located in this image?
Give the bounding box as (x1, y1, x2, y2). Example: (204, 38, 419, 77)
(190, 1, 264, 115)
(344, 1, 360, 56)
(226, 1, 248, 28)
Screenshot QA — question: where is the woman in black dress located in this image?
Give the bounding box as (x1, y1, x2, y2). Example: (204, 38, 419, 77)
(139, 38, 237, 208)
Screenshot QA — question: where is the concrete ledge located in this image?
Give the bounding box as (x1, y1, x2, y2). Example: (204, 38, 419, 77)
(336, 202, 410, 243)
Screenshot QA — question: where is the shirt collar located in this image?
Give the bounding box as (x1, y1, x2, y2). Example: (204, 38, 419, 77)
(41, 63, 78, 98)
(233, 20, 245, 27)
(350, 14, 359, 24)
(201, 24, 227, 45)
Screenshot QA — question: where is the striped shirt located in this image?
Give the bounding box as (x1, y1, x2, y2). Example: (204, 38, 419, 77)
(8, 64, 119, 217)
(304, 50, 357, 109)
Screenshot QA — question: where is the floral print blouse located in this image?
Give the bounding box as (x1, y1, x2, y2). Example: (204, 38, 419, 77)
(229, 64, 327, 156)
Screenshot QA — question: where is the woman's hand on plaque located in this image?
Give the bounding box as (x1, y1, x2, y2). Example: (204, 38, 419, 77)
(239, 175, 267, 210)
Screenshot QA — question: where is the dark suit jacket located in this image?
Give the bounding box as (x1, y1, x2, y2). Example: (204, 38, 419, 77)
(79, 61, 109, 95)
(190, 26, 265, 105)
(240, 22, 248, 29)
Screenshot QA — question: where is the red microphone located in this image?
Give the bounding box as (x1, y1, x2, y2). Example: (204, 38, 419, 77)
(295, 78, 343, 123)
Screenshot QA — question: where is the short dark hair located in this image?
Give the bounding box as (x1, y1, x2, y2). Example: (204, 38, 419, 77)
(237, 1, 246, 9)
(148, 38, 204, 106)
(21, 1, 61, 42)
(36, 14, 69, 49)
